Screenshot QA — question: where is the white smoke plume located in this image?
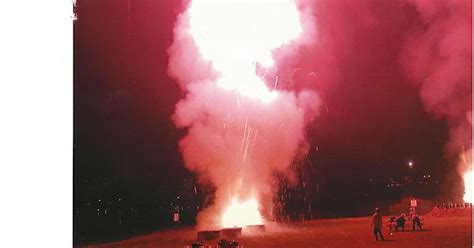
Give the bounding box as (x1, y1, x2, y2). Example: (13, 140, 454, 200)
(168, 0, 320, 228)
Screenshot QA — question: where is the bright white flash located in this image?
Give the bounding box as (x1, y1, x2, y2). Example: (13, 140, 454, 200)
(188, 0, 303, 102)
(221, 197, 263, 228)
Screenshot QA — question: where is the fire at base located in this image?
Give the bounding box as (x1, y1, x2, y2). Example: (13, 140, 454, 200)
(221, 198, 263, 228)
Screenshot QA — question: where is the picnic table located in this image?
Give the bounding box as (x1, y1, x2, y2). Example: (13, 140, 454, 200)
(386, 217, 423, 231)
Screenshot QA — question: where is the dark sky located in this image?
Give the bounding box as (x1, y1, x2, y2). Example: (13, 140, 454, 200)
(74, 0, 460, 206)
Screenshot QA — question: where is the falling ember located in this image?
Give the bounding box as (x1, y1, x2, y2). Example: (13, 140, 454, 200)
(222, 198, 263, 228)
(463, 170, 472, 203)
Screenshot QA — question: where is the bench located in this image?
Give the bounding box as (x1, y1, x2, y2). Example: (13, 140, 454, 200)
(386, 218, 423, 232)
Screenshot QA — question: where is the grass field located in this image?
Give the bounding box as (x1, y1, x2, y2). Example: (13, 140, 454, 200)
(83, 215, 472, 248)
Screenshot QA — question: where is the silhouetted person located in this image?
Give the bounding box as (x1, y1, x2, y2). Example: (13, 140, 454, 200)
(395, 214, 406, 231)
(409, 207, 416, 220)
(371, 208, 385, 241)
(388, 216, 396, 232)
(412, 214, 422, 231)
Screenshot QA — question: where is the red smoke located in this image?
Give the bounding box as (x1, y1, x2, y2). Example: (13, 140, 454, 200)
(399, 0, 472, 200)
(168, 0, 472, 226)
(280, 0, 472, 200)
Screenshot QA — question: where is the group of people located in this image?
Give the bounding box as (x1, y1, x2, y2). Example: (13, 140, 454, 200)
(371, 208, 422, 241)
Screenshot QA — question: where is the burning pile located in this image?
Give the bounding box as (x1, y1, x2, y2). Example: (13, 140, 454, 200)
(168, 0, 318, 229)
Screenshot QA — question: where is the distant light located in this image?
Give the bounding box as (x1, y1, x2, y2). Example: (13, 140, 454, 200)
(408, 161, 414, 168)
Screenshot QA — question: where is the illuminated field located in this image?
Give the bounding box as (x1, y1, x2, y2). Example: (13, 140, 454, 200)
(83, 215, 472, 248)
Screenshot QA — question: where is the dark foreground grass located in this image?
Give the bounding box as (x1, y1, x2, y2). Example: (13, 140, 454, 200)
(83, 215, 472, 248)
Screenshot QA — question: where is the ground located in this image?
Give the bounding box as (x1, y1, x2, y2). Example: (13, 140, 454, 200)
(83, 215, 472, 248)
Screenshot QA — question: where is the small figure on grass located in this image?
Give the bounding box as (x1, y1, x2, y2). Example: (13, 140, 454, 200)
(412, 214, 422, 231)
(395, 214, 406, 231)
(388, 216, 396, 232)
(371, 208, 385, 241)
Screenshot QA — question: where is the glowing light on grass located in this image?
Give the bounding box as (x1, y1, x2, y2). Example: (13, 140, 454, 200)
(222, 197, 263, 228)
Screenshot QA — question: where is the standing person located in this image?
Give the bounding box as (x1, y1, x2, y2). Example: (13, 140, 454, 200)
(409, 207, 416, 221)
(412, 214, 422, 231)
(395, 214, 406, 231)
(388, 216, 396, 232)
(371, 208, 385, 241)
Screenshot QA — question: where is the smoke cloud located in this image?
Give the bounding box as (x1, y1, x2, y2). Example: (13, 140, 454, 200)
(399, 0, 472, 189)
(281, 0, 471, 200)
(167, 0, 471, 227)
(168, 0, 320, 228)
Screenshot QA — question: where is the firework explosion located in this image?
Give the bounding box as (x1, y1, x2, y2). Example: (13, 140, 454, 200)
(168, 0, 471, 229)
(168, 0, 319, 229)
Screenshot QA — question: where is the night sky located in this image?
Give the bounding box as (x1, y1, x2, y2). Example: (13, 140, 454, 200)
(73, 0, 468, 243)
